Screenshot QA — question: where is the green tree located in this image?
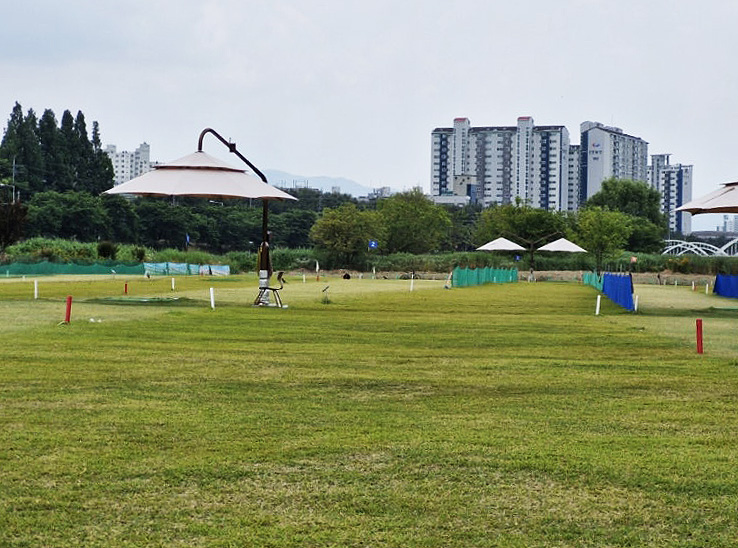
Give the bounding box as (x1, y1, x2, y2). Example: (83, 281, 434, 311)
(271, 209, 318, 248)
(441, 203, 481, 251)
(475, 203, 568, 268)
(25, 191, 109, 241)
(57, 110, 77, 192)
(0, 201, 27, 250)
(268, 187, 357, 214)
(310, 203, 385, 268)
(586, 178, 664, 224)
(0, 103, 44, 195)
(378, 189, 452, 254)
(585, 178, 667, 252)
(87, 120, 115, 195)
(101, 194, 139, 243)
(577, 206, 633, 273)
(38, 109, 66, 192)
(134, 199, 203, 249)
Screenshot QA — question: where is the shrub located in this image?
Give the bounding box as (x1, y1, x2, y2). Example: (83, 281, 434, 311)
(5, 238, 96, 262)
(97, 241, 118, 260)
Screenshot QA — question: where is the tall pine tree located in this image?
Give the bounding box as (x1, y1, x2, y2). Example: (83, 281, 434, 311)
(1, 103, 115, 197)
(89, 121, 114, 194)
(0, 103, 44, 195)
(38, 109, 65, 192)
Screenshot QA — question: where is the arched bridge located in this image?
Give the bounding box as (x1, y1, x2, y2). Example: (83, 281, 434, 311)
(662, 239, 738, 256)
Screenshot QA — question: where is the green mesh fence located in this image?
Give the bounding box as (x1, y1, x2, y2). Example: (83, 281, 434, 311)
(0, 261, 230, 277)
(1, 260, 145, 276)
(583, 271, 603, 291)
(452, 266, 518, 288)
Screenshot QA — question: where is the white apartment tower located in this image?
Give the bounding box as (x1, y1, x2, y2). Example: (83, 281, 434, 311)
(105, 142, 152, 186)
(579, 121, 649, 203)
(431, 117, 575, 211)
(648, 153, 693, 235)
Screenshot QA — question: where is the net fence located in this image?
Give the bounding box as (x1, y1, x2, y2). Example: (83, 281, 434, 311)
(1, 261, 229, 277)
(452, 266, 518, 288)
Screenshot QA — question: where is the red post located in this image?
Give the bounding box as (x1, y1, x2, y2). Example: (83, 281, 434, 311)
(124, 282, 128, 294)
(65, 295, 73, 323)
(696, 318, 704, 354)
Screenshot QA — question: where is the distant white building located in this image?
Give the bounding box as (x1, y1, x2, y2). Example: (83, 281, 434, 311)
(105, 142, 152, 186)
(648, 153, 693, 234)
(720, 215, 738, 232)
(431, 117, 576, 211)
(579, 121, 649, 203)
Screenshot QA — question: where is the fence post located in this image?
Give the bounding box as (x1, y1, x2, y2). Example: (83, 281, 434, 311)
(64, 296, 73, 323)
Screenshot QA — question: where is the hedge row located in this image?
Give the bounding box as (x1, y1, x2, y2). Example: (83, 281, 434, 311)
(5, 238, 738, 275)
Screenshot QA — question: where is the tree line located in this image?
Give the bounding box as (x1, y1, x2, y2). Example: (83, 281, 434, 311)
(0, 102, 670, 271)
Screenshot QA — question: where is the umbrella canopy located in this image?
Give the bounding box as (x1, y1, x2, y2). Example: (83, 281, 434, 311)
(537, 237, 586, 253)
(675, 181, 738, 215)
(477, 237, 525, 251)
(104, 151, 296, 202)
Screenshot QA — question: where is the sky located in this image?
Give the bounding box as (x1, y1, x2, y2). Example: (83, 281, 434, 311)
(2, 0, 738, 230)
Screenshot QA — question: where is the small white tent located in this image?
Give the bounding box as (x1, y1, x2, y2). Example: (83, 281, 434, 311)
(537, 238, 586, 253)
(477, 237, 525, 252)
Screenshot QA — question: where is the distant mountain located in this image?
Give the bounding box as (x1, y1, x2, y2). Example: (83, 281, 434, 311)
(264, 169, 379, 197)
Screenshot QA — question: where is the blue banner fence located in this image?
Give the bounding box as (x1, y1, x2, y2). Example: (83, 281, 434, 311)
(714, 274, 738, 298)
(584, 271, 634, 311)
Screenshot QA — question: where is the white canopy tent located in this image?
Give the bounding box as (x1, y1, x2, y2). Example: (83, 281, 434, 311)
(476, 237, 525, 252)
(537, 237, 586, 253)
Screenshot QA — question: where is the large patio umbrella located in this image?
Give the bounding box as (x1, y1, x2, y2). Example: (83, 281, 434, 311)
(537, 237, 586, 253)
(476, 237, 525, 251)
(104, 128, 297, 303)
(676, 181, 738, 214)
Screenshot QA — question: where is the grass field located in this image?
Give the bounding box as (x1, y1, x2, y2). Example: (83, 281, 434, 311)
(1, 274, 738, 547)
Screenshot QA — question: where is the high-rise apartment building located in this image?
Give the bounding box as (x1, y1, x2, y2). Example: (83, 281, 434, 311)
(648, 153, 693, 235)
(105, 142, 152, 186)
(431, 117, 576, 211)
(579, 121, 649, 203)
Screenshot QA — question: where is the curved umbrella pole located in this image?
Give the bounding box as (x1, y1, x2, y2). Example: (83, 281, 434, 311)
(198, 127, 279, 306)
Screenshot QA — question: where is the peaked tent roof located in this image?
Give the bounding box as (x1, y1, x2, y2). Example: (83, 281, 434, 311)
(477, 237, 525, 251)
(537, 237, 587, 253)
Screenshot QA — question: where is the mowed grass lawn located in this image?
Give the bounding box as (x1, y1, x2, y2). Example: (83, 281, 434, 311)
(1, 275, 738, 547)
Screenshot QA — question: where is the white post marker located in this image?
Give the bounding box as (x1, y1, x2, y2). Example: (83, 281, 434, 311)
(706, 283, 710, 295)
(410, 272, 414, 292)
(303, 273, 306, 283)
(372, 266, 376, 280)
(595, 294, 601, 316)
(34, 280, 38, 300)
(675, 280, 678, 286)
(444, 270, 453, 289)
(209, 287, 215, 309)
(634, 295, 639, 312)
(171, 277, 175, 291)
(692, 281, 695, 291)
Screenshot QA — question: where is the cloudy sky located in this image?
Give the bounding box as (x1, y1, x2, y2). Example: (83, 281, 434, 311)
(2, 0, 737, 229)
